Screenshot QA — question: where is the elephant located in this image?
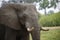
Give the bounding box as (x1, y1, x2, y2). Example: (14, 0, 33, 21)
(0, 3, 40, 40)
(0, 3, 49, 40)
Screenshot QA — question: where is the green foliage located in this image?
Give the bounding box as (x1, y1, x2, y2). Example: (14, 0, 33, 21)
(48, 0, 59, 8)
(39, 0, 59, 15)
(41, 29, 60, 40)
(48, 0, 57, 8)
(40, 0, 49, 9)
(39, 12, 60, 27)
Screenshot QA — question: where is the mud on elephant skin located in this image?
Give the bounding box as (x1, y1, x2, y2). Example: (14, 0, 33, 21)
(0, 3, 40, 40)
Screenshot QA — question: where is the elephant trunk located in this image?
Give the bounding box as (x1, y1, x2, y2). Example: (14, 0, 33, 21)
(25, 20, 40, 40)
(30, 24, 40, 40)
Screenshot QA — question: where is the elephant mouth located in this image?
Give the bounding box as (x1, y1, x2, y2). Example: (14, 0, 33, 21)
(27, 27, 34, 32)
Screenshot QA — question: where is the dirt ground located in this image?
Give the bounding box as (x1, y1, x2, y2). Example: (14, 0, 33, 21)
(42, 26, 60, 30)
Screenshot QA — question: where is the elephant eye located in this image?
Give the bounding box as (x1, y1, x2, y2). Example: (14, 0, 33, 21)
(23, 14, 28, 19)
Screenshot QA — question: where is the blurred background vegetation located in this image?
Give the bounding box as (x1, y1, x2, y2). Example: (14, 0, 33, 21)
(38, 12, 60, 27)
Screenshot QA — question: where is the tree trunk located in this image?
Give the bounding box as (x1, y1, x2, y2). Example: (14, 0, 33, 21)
(44, 8, 47, 15)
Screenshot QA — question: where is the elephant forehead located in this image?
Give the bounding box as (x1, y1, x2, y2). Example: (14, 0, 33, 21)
(23, 6, 37, 17)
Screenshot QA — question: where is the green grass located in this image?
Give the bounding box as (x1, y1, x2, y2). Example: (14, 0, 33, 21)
(41, 29, 60, 40)
(30, 29, 60, 40)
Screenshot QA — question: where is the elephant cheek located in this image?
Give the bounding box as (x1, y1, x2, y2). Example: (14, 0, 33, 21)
(27, 27, 34, 32)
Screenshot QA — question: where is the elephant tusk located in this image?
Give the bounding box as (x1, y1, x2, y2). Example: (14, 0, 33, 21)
(27, 27, 34, 32)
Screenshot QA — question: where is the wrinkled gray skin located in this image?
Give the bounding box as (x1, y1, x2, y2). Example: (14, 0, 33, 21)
(0, 3, 40, 40)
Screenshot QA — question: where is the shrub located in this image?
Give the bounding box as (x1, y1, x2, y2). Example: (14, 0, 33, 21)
(39, 12, 60, 27)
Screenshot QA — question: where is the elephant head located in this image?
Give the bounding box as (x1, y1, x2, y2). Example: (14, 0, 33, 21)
(16, 4, 40, 40)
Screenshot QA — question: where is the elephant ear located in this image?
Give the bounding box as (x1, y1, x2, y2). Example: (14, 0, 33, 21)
(0, 3, 26, 30)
